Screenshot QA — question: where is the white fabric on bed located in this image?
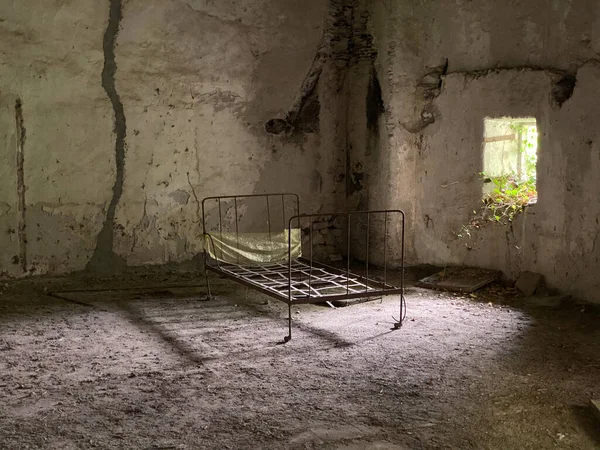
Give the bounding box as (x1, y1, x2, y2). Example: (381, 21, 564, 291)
(204, 229, 302, 265)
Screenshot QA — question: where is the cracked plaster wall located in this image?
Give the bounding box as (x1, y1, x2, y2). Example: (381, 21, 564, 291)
(0, 1, 113, 276)
(5, 0, 600, 303)
(0, 0, 345, 276)
(363, 0, 600, 303)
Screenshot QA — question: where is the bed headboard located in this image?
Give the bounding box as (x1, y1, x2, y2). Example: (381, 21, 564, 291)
(201, 193, 300, 237)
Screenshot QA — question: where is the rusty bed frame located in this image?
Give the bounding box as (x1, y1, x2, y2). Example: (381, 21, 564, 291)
(201, 193, 405, 342)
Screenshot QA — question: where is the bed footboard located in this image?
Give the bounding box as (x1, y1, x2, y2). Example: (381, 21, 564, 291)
(286, 210, 405, 341)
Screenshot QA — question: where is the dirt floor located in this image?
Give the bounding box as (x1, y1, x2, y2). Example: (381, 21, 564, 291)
(0, 268, 599, 450)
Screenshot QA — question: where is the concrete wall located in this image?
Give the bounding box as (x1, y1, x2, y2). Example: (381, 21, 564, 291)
(3, 0, 600, 304)
(366, 0, 600, 303)
(0, 0, 347, 275)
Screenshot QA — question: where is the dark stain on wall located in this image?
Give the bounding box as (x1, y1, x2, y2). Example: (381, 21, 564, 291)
(346, 151, 364, 195)
(292, 78, 321, 134)
(264, 0, 358, 137)
(87, 0, 127, 273)
(366, 66, 384, 133)
(264, 118, 290, 135)
(15, 97, 27, 273)
(552, 73, 577, 107)
(265, 69, 322, 136)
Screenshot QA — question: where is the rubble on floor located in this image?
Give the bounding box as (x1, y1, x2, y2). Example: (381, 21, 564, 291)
(416, 266, 502, 293)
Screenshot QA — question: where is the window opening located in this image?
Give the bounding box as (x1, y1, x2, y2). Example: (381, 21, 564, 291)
(482, 117, 538, 207)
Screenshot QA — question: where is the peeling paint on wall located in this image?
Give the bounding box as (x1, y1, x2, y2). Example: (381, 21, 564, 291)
(367, 0, 600, 302)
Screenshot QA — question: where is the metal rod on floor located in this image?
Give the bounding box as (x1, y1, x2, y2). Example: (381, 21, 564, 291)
(218, 199, 223, 260)
(203, 252, 212, 299)
(365, 212, 370, 293)
(286, 215, 293, 343)
(234, 197, 239, 264)
(201, 199, 212, 299)
(281, 194, 285, 231)
(287, 301, 292, 342)
(266, 196, 272, 240)
(309, 219, 313, 299)
(397, 211, 406, 328)
(347, 214, 351, 295)
(384, 212, 388, 290)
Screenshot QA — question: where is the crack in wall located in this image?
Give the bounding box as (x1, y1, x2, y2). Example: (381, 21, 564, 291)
(186, 171, 201, 223)
(445, 64, 570, 78)
(399, 60, 600, 136)
(15, 98, 27, 273)
(182, 0, 256, 30)
(87, 0, 127, 273)
(441, 61, 600, 109)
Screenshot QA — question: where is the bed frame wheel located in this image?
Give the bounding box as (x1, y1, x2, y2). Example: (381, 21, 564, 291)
(200, 294, 216, 302)
(393, 322, 402, 330)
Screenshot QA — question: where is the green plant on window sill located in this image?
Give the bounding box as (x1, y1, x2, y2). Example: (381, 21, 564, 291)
(456, 173, 537, 239)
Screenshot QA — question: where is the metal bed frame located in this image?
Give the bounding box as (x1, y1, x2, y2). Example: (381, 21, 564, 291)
(201, 193, 405, 342)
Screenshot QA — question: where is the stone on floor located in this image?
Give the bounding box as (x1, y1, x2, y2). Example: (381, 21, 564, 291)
(515, 271, 545, 296)
(591, 399, 600, 422)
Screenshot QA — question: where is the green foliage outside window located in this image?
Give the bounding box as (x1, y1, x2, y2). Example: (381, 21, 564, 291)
(457, 121, 538, 239)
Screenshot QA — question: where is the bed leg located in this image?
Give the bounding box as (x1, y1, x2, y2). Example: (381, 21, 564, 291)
(202, 266, 215, 301)
(393, 294, 405, 329)
(285, 303, 292, 342)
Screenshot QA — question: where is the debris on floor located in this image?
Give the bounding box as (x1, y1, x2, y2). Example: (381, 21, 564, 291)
(1, 271, 599, 449)
(523, 295, 565, 309)
(472, 282, 521, 304)
(416, 266, 502, 293)
(330, 296, 382, 308)
(591, 399, 600, 422)
(515, 271, 545, 296)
